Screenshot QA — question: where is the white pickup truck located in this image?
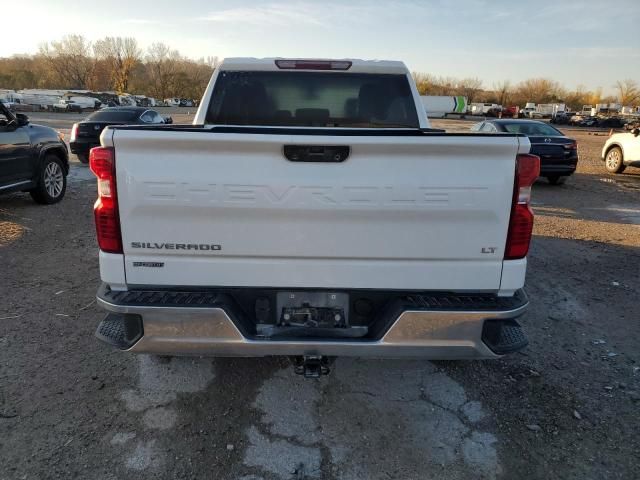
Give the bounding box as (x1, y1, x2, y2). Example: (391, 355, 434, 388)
(90, 58, 539, 376)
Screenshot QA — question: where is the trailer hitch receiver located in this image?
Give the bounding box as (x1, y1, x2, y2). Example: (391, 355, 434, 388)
(291, 356, 333, 378)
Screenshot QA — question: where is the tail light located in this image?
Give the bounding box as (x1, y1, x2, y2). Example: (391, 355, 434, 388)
(505, 154, 540, 260)
(275, 59, 352, 70)
(89, 147, 122, 253)
(564, 140, 577, 150)
(70, 123, 78, 142)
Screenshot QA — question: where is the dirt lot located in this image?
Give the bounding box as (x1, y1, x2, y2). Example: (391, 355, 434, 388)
(1, 112, 639, 480)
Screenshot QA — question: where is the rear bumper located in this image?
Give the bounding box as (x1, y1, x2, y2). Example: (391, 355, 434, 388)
(95, 285, 529, 359)
(69, 140, 99, 155)
(540, 165, 577, 175)
(538, 157, 578, 176)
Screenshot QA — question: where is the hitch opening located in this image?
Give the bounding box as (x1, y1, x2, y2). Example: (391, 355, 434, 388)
(291, 355, 333, 378)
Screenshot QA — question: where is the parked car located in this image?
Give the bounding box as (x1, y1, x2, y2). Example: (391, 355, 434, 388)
(597, 117, 625, 129)
(501, 106, 519, 118)
(624, 120, 640, 131)
(0, 100, 69, 204)
(601, 127, 640, 173)
(471, 119, 577, 185)
(90, 57, 538, 375)
(0, 99, 20, 111)
(570, 115, 599, 127)
(583, 117, 601, 127)
(519, 106, 536, 118)
(569, 114, 584, 126)
(53, 99, 83, 113)
(550, 112, 576, 125)
(70, 107, 171, 163)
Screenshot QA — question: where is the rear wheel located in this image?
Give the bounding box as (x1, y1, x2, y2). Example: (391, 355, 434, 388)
(546, 175, 566, 185)
(605, 147, 625, 174)
(77, 153, 89, 164)
(30, 155, 67, 204)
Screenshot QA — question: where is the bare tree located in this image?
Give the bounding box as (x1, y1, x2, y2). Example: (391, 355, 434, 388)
(94, 37, 141, 93)
(512, 78, 563, 106)
(38, 35, 95, 89)
(2, 40, 216, 101)
(456, 77, 483, 104)
(412, 73, 463, 96)
(0, 55, 39, 89)
(204, 56, 220, 70)
(615, 79, 640, 105)
(493, 80, 511, 106)
(411, 72, 435, 95)
(181, 59, 215, 99)
(588, 87, 603, 106)
(145, 42, 182, 99)
(434, 76, 458, 96)
(564, 84, 588, 109)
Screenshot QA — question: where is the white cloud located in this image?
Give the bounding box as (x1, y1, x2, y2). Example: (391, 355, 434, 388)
(201, 3, 324, 26)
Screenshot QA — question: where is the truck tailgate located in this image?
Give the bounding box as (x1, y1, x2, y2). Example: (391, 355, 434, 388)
(111, 129, 524, 291)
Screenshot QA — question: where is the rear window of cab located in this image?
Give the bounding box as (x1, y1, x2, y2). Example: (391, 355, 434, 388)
(206, 71, 419, 128)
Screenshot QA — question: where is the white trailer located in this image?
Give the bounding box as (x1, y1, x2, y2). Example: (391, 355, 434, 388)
(581, 105, 595, 116)
(551, 104, 567, 117)
(17, 89, 64, 108)
(0, 89, 17, 100)
(420, 96, 467, 118)
(595, 103, 621, 114)
(531, 103, 564, 118)
(469, 103, 484, 115)
(0, 89, 22, 109)
(620, 106, 639, 115)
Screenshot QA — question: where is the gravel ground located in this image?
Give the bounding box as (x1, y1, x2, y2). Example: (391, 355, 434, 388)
(1, 113, 639, 480)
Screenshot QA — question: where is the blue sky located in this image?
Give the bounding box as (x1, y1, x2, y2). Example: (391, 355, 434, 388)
(5, 0, 639, 94)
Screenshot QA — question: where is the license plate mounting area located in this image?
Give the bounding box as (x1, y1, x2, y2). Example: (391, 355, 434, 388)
(277, 291, 349, 328)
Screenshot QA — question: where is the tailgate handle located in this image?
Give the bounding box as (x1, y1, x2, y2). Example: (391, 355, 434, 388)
(284, 145, 349, 163)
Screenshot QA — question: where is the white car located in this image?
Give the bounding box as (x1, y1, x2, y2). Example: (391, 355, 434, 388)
(164, 97, 181, 107)
(602, 128, 640, 173)
(53, 99, 82, 112)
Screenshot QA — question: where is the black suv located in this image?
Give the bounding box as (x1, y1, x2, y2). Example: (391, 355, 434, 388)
(0, 101, 69, 204)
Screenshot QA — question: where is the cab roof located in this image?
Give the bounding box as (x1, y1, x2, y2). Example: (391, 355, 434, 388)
(218, 57, 409, 75)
